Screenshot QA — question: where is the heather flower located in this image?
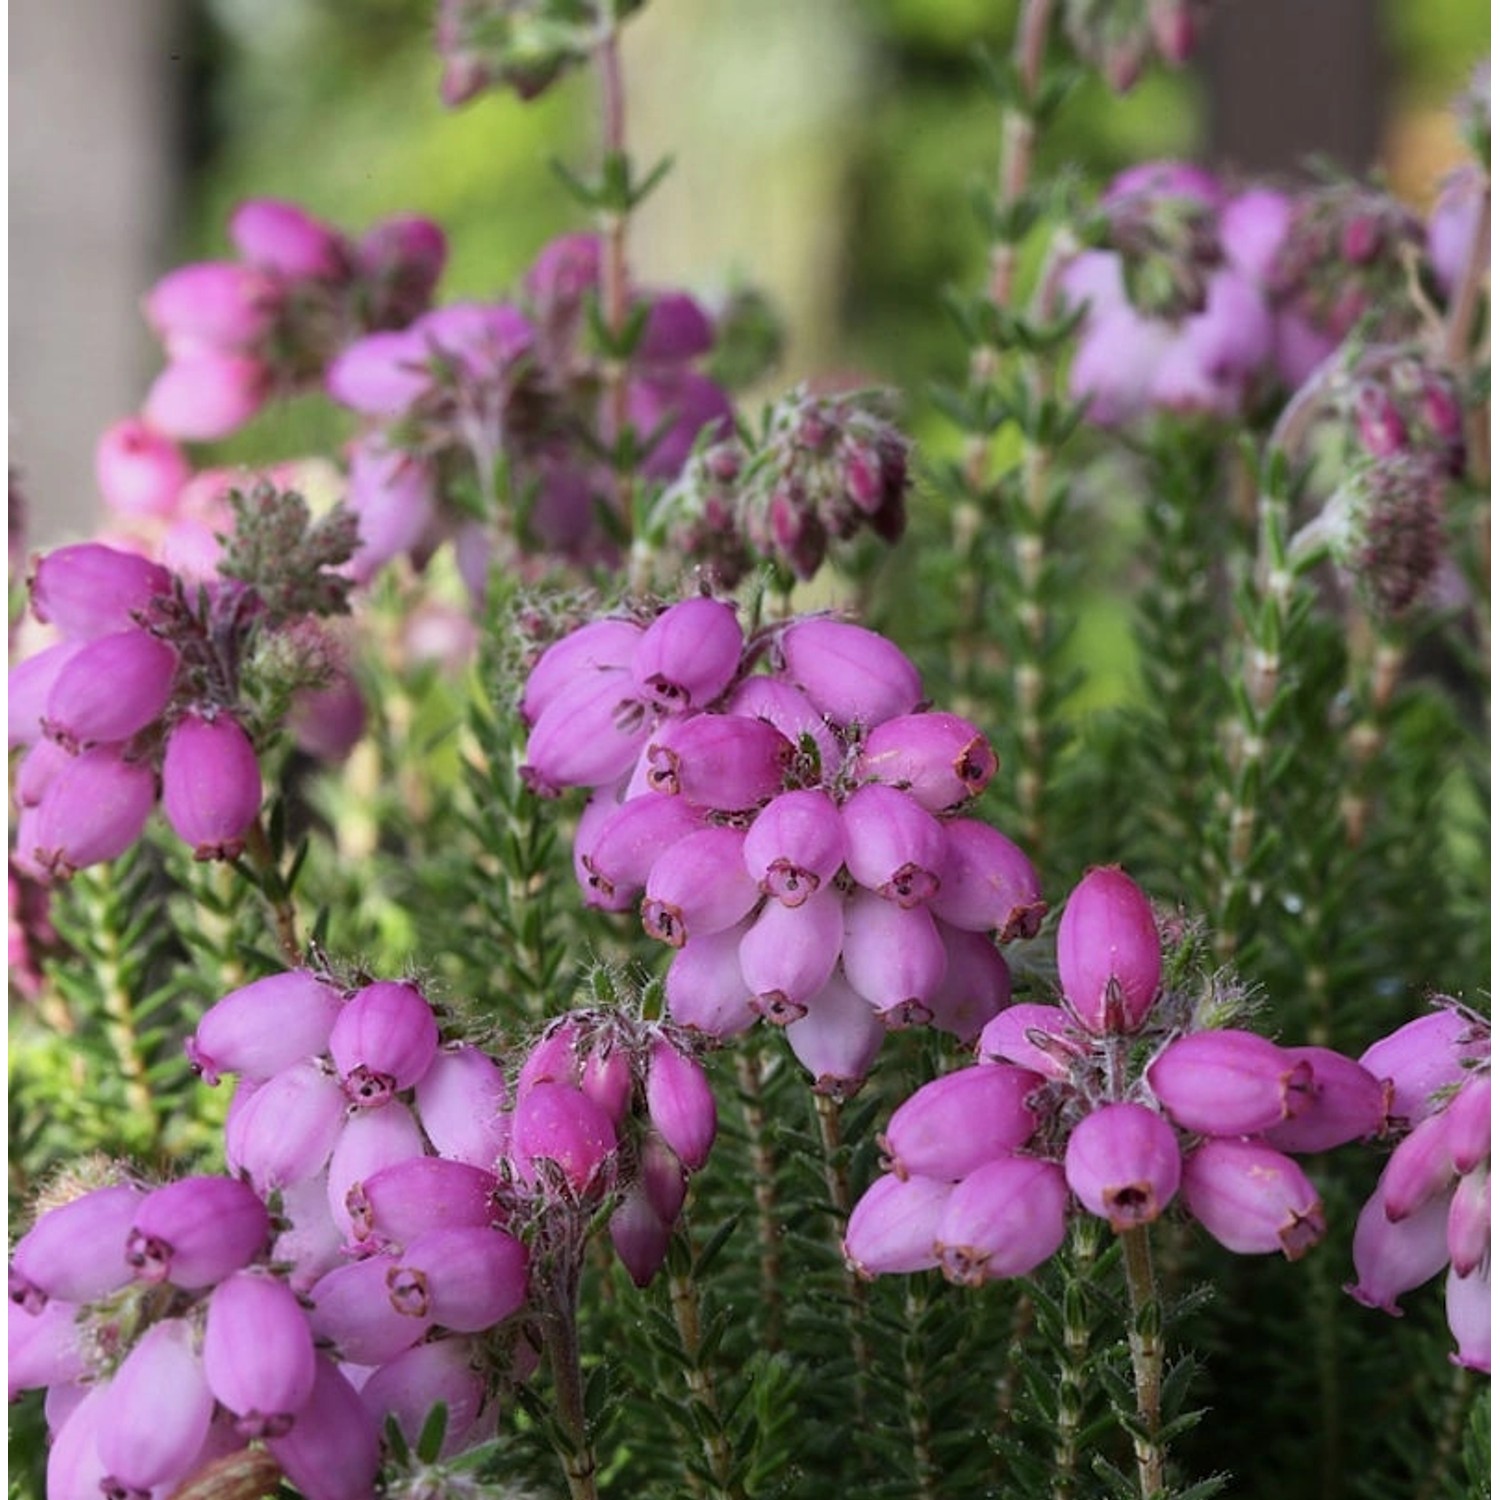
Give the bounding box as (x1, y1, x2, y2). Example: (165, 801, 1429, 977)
(28, 748, 158, 881)
(185, 969, 345, 1086)
(1147, 1029, 1314, 1136)
(879, 1064, 1043, 1181)
(160, 711, 263, 861)
(1062, 0, 1209, 91)
(644, 1036, 717, 1171)
(326, 1102, 428, 1240)
(224, 1060, 349, 1191)
(328, 980, 441, 1106)
(9, 1183, 143, 1311)
(843, 1173, 953, 1277)
(1179, 1138, 1326, 1260)
(358, 1337, 489, 1460)
(933, 1155, 1071, 1285)
(1065, 1102, 1182, 1230)
(786, 973, 887, 1098)
(202, 1271, 318, 1437)
(267, 1356, 382, 1500)
(28, 543, 171, 638)
(1057, 866, 1163, 1032)
(126, 1176, 271, 1288)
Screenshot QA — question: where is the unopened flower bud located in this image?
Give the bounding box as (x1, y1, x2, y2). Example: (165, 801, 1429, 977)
(1379, 1110, 1459, 1222)
(328, 980, 440, 1106)
(1065, 1102, 1182, 1230)
(1447, 1167, 1489, 1278)
(1148, 1029, 1314, 1136)
(775, 617, 923, 727)
(843, 1173, 953, 1277)
(645, 1037, 717, 1171)
(95, 417, 191, 520)
(29, 543, 172, 639)
(630, 597, 743, 713)
(510, 1081, 617, 1194)
(143, 351, 271, 442)
(126, 1176, 270, 1288)
(229, 198, 348, 280)
(1443, 1073, 1490, 1174)
(977, 1004, 1079, 1080)
(186, 970, 344, 1086)
(9, 1183, 142, 1310)
(610, 1185, 674, 1288)
(1056, 866, 1160, 1033)
(161, 712, 262, 861)
(203, 1271, 317, 1438)
(855, 712, 998, 813)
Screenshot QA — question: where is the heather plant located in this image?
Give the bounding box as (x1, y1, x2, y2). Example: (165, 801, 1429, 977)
(7, 4, 1490, 1500)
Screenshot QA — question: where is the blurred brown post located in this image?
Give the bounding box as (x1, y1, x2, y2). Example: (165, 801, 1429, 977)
(1202, 0, 1386, 176)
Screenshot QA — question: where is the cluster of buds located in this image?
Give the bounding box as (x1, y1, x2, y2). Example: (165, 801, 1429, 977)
(1346, 355, 1466, 476)
(1347, 1003, 1490, 1374)
(7, 1170, 388, 1499)
(509, 1006, 718, 1288)
(9, 490, 357, 881)
(650, 388, 911, 586)
(521, 597, 1041, 1095)
(1262, 183, 1428, 385)
(95, 198, 446, 526)
(1064, 164, 1276, 424)
(1062, 0, 1207, 92)
(843, 867, 1387, 1285)
(436, 0, 647, 107)
(328, 232, 732, 588)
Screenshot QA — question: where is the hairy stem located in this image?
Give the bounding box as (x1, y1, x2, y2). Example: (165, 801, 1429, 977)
(1052, 1220, 1098, 1500)
(668, 1253, 744, 1499)
(902, 1284, 940, 1500)
(735, 1047, 784, 1347)
(812, 1092, 873, 1407)
(1120, 1225, 1166, 1500)
(542, 1271, 600, 1500)
(242, 814, 301, 965)
(93, 865, 160, 1141)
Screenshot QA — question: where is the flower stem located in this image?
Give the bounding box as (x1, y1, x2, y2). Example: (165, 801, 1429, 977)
(1119, 1224, 1166, 1500)
(668, 1248, 745, 1500)
(1052, 1218, 1098, 1500)
(93, 864, 160, 1142)
(241, 814, 301, 966)
(812, 1092, 873, 1407)
(901, 1283, 940, 1500)
(541, 1275, 600, 1500)
(735, 1046, 784, 1347)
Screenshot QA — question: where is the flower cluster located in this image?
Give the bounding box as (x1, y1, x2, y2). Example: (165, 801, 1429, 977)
(9, 491, 357, 881)
(521, 597, 1041, 1095)
(843, 867, 1386, 1285)
(650, 388, 911, 586)
(329, 233, 732, 587)
(1347, 1004, 1491, 1374)
(1061, 0, 1206, 93)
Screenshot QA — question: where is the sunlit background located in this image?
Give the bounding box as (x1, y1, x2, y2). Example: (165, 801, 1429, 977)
(10, 0, 1487, 546)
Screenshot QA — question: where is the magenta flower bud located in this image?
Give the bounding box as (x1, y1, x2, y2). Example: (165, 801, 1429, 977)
(1428, 168, 1487, 298)
(521, 618, 645, 727)
(637, 290, 716, 363)
(934, 1155, 1069, 1286)
(1444, 1074, 1490, 1174)
(1379, 1111, 1459, 1222)
(414, 1045, 510, 1169)
(741, 887, 844, 1023)
(1354, 382, 1408, 458)
(743, 789, 848, 907)
(9, 1298, 86, 1397)
(1360, 1009, 1483, 1127)
(1262, 1046, 1389, 1154)
(609, 1184, 674, 1288)
(30, 748, 157, 880)
(44, 1382, 111, 1498)
(186, 969, 344, 1086)
(855, 712, 998, 813)
(289, 670, 367, 762)
(1447, 1262, 1491, 1372)
(44, 628, 178, 750)
(1181, 1138, 1325, 1260)
(665, 921, 758, 1038)
(126, 1176, 270, 1288)
(842, 784, 945, 906)
(521, 667, 651, 795)
(350, 1158, 498, 1249)
(724, 676, 842, 772)
(400, 1225, 528, 1331)
(843, 1174, 953, 1277)
(160, 711, 262, 861)
(224, 1059, 348, 1191)
(1065, 1102, 1182, 1231)
(1221, 188, 1292, 285)
(511, 1081, 618, 1194)
(581, 1042, 634, 1125)
(841, 890, 947, 1027)
(525, 233, 601, 311)
(95, 418, 192, 520)
(8, 641, 85, 749)
(1148, 1030, 1314, 1137)
(417, 300, 534, 379)
(646, 714, 793, 811)
(1055, 866, 1160, 1033)
(203, 1271, 317, 1437)
(145, 261, 277, 349)
(29, 543, 171, 639)
(786, 972, 886, 1095)
(143, 350, 270, 441)
(645, 1037, 717, 1171)
(96, 1318, 215, 1493)
(308, 1254, 432, 1364)
(517, 1018, 586, 1096)
(327, 1100, 427, 1239)
(359, 1337, 486, 1461)
(977, 1004, 1078, 1082)
(268, 1356, 382, 1500)
(329, 980, 440, 1106)
(1447, 1168, 1489, 1278)
(642, 826, 760, 947)
(1346, 1186, 1451, 1313)
(345, 438, 437, 582)
(640, 1131, 690, 1223)
(776, 617, 923, 727)
(9, 1183, 141, 1311)
(630, 597, 744, 713)
(576, 792, 704, 911)
(357, 214, 448, 319)
(326, 327, 430, 416)
(929, 821, 1045, 942)
(880, 1064, 1043, 1181)
(229, 198, 348, 279)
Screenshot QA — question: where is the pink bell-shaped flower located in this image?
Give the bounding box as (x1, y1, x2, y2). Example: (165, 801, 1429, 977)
(843, 1173, 953, 1277)
(203, 1271, 318, 1438)
(307, 1254, 432, 1365)
(786, 972, 886, 1095)
(775, 617, 923, 728)
(610, 1182, 674, 1288)
(510, 1081, 618, 1195)
(1378, 1110, 1460, 1222)
(95, 418, 191, 520)
(329, 980, 440, 1106)
(326, 1101, 427, 1240)
(398, 1225, 529, 1331)
(723, 677, 841, 772)
(840, 890, 947, 1027)
(630, 597, 743, 713)
(224, 1060, 348, 1191)
(879, 1064, 1043, 1181)
(414, 1045, 511, 1169)
(9, 1182, 141, 1311)
(267, 1356, 382, 1500)
(645, 714, 793, 810)
(740, 887, 844, 1023)
(933, 1155, 1070, 1285)
(929, 820, 1045, 941)
(30, 748, 157, 880)
(125, 1176, 271, 1288)
(1180, 1138, 1325, 1260)
(665, 922, 759, 1038)
(359, 1337, 488, 1461)
(1148, 1029, 1314, 1137)
(326, 328, 431, 417)
(645, 1037, 717, 1171)
(349, 1157, 498, 1249)
(44, 629, 178, 750)
(520, 618, 645, 727)
(144, 260, 278, 349)
(1346, 1186, 1452, 1314)
(1056, 866, 1161, 1033)
(229, 197, 348, 279)
(1064, 1102, 1182, 1230)
(1261, 1046, 1389, 1154)
(575, 792, 704, 911)
(160, 711, 262, 860)
(841, 783, 945, 907)
(29, 543, 171, 640)
(854, 711, 998, 813)
(521, 667, 651, 794)
(143, 350, 270, 441)
(1359, 1008, 1481, 1127)
(743, 789, 848, 907)
(1446, 1261, 1491, 1373)
(642, 826, 760, 947)
(1447, 1168, 1489, 1278)
(185, 969, 344, 1086)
